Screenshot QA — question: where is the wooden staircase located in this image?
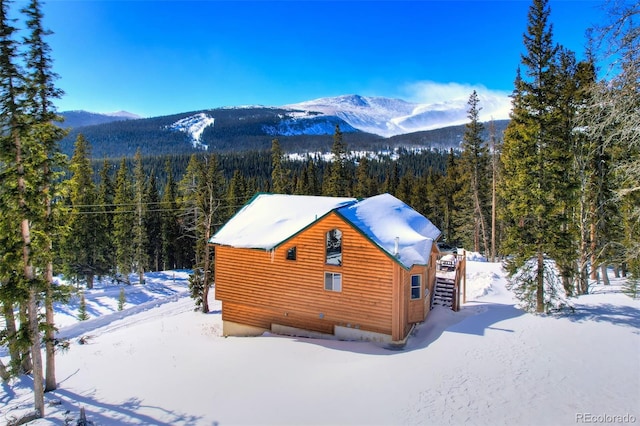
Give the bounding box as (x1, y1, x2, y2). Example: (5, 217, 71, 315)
(432, 277, 456, 309)
(430, 252, 466, 311)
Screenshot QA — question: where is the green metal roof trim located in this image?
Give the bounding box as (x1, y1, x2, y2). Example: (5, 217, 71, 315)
(209, 193, 441, 270)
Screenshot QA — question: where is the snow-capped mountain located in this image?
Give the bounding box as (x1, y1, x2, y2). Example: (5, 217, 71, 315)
(262, 111, 359, 136)
(103, 110, 141, 119)
(284, 94, 512, 138)
(59, 110, 142, 129)
(59, 94, 511, 158)
(162, 93, 512, 146)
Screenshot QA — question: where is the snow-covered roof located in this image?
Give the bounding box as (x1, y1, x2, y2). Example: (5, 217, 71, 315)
(209, 193, 441, 269)
(210, 193, 356, 249)
(336, 193, 441, 269)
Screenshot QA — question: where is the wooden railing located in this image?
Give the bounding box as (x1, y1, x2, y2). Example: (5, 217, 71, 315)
(432, 251, 467, 312)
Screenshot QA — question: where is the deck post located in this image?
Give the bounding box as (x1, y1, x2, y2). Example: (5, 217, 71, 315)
(462, 250, 467, 305)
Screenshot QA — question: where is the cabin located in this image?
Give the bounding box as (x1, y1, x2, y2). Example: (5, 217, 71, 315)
(210, 192, 448, 344)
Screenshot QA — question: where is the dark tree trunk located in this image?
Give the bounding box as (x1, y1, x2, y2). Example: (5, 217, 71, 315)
(536, 251, 545, 313)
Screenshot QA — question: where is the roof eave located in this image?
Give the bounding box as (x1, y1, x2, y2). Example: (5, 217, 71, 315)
(333, 208, 434, 271)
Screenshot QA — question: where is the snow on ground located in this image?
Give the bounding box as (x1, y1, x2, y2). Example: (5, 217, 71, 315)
(1, 262, 639, 426)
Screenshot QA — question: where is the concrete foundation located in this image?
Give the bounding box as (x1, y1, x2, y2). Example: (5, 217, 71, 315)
(334, 325, 394, 344)
(271, 324, 337, 340)
(222, 320, 268, 337)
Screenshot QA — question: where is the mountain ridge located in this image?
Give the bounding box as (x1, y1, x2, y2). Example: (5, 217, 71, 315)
(59, 110, 142, 129)
(284, 93, 511, 137)
(58, 94, 510, 158)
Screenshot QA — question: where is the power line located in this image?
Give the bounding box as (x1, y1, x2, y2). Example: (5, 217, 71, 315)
(62, 195, 251, 210)
(63, 204, 247, 215)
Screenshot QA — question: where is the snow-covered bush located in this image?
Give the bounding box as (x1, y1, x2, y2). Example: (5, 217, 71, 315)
(118, 287, 126, 311)
(505, 257, 573, 313)
(77, 292, 89, 321)
(188, 269, 205, 311)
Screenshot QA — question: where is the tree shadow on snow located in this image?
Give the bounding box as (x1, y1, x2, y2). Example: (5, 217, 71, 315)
(281, 302, 525, 355)
(559, 303, 640, 331)
(404, 302, 525, 352)
(1, 375, 206, 425)
(50, 387, 207, 425)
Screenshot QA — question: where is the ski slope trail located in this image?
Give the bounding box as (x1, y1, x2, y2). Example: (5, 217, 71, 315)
(56, 290, 193, 341)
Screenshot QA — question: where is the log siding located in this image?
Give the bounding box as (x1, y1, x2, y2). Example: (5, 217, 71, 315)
(215, 213, 397, 337)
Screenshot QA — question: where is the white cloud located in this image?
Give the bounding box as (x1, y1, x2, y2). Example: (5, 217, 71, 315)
(401, 81, 513, 121)
(402, 81, 501, 103)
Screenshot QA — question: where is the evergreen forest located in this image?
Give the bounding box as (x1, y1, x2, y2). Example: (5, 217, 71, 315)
(0, 0, 638, 421)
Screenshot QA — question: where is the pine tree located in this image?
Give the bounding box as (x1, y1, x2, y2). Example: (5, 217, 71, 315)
(145, 172, 162, 272)
(132, 150, 148, 284)
(160, 160, 181, 270)
(354, 156, 375, 198)
(0, 0, 46, 413)
(21, 0, 62, 121)
(118, 287, 126, 311)
(96, 159, 115, 275)
(77, 292, 88, 321)
(441, 150, 463, 243)
(324, 125, 350, 197)
(294, 166, 309, 195)
(451, 170, 474, 249)
(383, 162, 399, 196)
(459, 90, 490, 254)
(226, 169, 248, 220)
(21, 0, 67, 393)
(270, 138, 290, 194)
(62, 134, 99, 288)
(306, 160, 321, 195)
(552, 48, 585, 293)
(426, 170, 447, 232)
(188, 269, 205, 311)
(0, 46, 30, 374)
(113, 158, 134, 282)
(396, 171, 415, 203)
(500, 0, 575, 313)
(410, 170, 430, 218)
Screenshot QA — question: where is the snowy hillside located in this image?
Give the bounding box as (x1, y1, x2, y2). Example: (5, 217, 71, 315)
(285, 93, 512, 137)
(167, 113, 215, 150)
(2, 262, 638, 425)
(262, 111, 359, 136)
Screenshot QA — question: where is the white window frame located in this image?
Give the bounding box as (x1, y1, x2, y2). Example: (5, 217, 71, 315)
(325, 229, 343, 266)
(410, 274, 422, 300)
(324, 272, 342, 292)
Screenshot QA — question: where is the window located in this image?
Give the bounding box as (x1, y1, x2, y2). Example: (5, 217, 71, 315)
(326, 229, 342, 266)
(324, 272, 342, 292)
(411, 274, 422, 300)
(286, 247, 297, 261)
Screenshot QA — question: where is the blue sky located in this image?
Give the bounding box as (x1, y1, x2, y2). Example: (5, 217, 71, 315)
(34, 0, 607, 117)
